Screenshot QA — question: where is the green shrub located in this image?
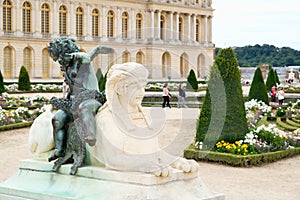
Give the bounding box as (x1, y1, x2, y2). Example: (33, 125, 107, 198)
(186, 69, 198, 91)
(98, 72, 107, 92)
(0, 70, 5, 94)
(196, 48, 248, 146)
(276, 108, 286, 117)
(266, 67, 277, 91)
(248, 67, 269, 104)
(18, 66, 31, 91)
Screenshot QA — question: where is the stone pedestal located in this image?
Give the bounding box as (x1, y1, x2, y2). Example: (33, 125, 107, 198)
(0, 159, 224, 200)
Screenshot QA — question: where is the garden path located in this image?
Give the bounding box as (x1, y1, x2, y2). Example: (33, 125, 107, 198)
(0, 107, 299, 199)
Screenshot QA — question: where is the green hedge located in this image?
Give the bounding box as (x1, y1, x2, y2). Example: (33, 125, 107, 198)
(184, 147, 300, 167)
(0, 121, 33, 131)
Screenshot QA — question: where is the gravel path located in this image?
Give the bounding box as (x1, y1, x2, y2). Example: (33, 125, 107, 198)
(0, 93, 299, 199)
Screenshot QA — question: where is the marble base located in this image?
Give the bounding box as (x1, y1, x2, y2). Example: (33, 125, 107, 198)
(0, 159, 225, 200)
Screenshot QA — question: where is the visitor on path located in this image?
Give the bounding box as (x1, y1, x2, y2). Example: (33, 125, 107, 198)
(162, 83, 171, 108)
(271, 86, 277, 103)
(278, 88, 285, 105)
(177, 83, 187, 108)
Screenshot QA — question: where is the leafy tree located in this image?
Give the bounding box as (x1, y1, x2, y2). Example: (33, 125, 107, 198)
(248, 67, 269, 104)
(186, 69, 198, 91)
(18, 66, 31, 91)
(196, 48, 248, 146)
(0, 70, 5, 93)
(266, 67, 277, 91)
(227, 44, 300, 67)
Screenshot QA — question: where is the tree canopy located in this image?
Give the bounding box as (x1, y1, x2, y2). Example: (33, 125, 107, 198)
(216, 44, 300, 67)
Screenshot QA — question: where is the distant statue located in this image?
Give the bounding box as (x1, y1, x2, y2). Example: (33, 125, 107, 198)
(87, 62, 199, 176)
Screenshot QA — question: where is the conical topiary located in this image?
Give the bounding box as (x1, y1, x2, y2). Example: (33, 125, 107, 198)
(186, 69, 198, 91)
(98, 72, 107, 92)
(196, 48, 248, 146)
(266, 67, 276, 91)
(0, 70, 5, 94)
(18, 66, 31, 91)
(248, 67, 269, 105)
(274, 70, 280, 85)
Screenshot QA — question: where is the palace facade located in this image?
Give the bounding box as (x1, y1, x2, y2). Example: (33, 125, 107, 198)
(0, 0, 214, 80)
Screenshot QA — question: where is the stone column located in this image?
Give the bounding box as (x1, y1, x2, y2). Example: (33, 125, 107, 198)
(33, 0, 39, 34)
(192, 14, 196, 42)
(16, 0, 22, 35)
(175, 12, 179, 40)
(69, 2, 75, 37)
(131, 8, 135, 40)
(200, 15, 207, 43)
(187, 14, 191, 42)
(203, 15, 207, 43)
(150, 9, 154, 39)
(207, 16, 212, 43)
(169, 11, 173, 41)
(157, 10, 161, 39)
(86, 4, 92, 37)
(53, 0, 59, 36)
(102, 7, 107, 39)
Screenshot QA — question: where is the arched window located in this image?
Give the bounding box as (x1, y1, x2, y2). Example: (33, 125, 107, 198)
(107, 10, 114, 38)
(4, 46, 12, 78)
(23, 47, 32, 74)
(195, 19, 200, 42)
(41, 3, 50, 34)
(92, 9, 99, 37)
(136, 51, 143, 64)
(160, 15, 165, 40)
(122, 51, 130, 63)
(179, 17, 183, 41)
(22, 1, 31, 33)
(136, 13, 142, 39)
(42, 48, 49, 78)
(122, 12, 128, 39)
(162, 52, 171, 78)
(180, 53, 189, 77)
(3, 0, 12, 32)
(76, 7, 84, 36)
(59, 5, 67, 35)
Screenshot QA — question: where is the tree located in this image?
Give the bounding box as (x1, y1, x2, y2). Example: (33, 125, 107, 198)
(266, 67, 277, 91)
(18, 66, 31, 91)
(186, 69, 198, 91)
(274, 70, 280, 85)
(196, 48, 248, 146)
(0, 70, 5, 94)
(248, 67, 269, 104)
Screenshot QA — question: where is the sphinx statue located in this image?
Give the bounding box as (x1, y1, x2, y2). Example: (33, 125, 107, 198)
(29, 62, 198, 176)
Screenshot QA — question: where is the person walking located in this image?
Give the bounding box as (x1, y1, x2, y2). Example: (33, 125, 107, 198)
(162, 83, 171, 108)
(177, 83, 187, 108)
(271, 86, 277, 103)
(278, 87, 285, 106)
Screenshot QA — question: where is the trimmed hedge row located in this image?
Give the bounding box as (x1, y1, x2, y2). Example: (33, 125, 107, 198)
(0, 121, 33, 131)
(184, 147, 300, 167)
(276, 117, 298, 131)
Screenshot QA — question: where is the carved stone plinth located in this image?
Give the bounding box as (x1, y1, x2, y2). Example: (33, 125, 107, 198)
(0, 159, 224, 200)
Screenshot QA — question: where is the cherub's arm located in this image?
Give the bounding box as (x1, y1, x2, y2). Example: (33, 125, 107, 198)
(89, 46, 114, 61)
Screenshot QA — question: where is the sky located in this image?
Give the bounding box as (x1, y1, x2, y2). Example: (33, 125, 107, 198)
(212, 0, 300, 50)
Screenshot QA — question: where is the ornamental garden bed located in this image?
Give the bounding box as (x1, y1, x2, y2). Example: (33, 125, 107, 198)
(185, 99, 300, 167)
(184, 147, 300, 167)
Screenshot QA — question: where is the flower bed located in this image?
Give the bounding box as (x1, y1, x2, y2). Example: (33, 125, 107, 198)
(184, 147, 300, 167)
(185, 99, 300, 166)
(0, 94, 49, 130)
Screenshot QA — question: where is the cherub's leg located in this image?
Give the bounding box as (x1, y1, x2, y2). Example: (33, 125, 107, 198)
(52, 153, 72, 172)
(78, 99, 101, 146)
(49, 110, 70, 160)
